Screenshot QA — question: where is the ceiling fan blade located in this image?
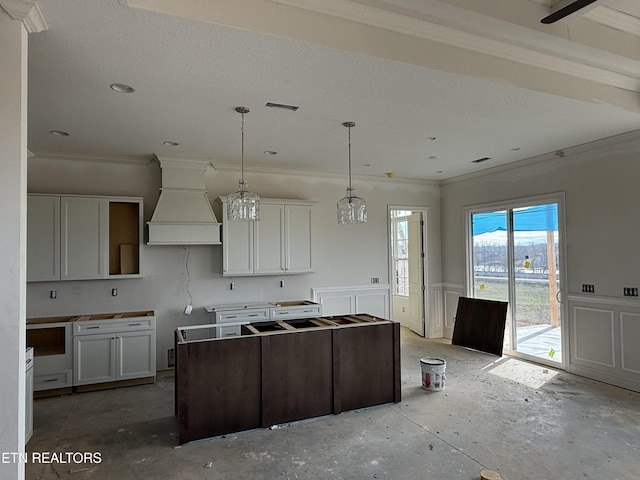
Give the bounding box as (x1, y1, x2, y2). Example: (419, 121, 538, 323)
(541, 0, 597, 24)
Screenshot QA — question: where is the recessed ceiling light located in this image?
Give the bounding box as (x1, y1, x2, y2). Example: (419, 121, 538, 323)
(50, 130, 70, 136)
(362, 163, 371, 167)
(436, 170, 443, 173)
(427, 136, 437, 141)
(163, 141, 179, 146)
(511, 147, 521, 151)
(110, 83, 135, 93)
(471, 157, 492, 163)
(429, 155, 439, 160)
(263, 151, 277, 155)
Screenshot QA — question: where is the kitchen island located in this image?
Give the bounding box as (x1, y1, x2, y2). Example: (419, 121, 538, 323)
(175, 314, 400, 444)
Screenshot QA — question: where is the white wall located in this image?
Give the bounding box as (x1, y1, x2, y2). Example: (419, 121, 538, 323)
(440, 140, 640, 296)
(27, 155, 441, 369)
(0, 10, 27, 479)
(440, 137, 640, 391)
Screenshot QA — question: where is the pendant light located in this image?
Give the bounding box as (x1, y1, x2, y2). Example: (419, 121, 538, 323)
(337, 121, 367, 224)
(228, 106, 260, 221)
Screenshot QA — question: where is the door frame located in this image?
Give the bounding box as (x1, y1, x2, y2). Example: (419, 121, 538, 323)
(387, 205, 429, 337)
(463, 192, 569, 369)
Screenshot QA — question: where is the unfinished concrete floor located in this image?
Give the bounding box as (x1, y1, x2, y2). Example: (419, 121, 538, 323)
(27, 328, 640, 480)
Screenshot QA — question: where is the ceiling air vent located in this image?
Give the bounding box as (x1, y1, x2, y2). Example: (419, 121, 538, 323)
(471, 157, 492, 164)
(265, 102, 299, 111)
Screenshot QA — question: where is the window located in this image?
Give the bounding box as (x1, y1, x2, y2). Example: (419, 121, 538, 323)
(391, 211, 412, 296)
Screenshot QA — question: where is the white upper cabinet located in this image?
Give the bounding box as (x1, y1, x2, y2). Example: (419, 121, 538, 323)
(255, 203, 285, 274)
(285, 204, 313, 274)
(27, 195, 61, 282)
(216, 197, 314, 276)
(61, 196, 108, 280)
(27, 194, 143, 282)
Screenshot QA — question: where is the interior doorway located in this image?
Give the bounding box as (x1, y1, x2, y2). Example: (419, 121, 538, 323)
(389, 207, 427, 336)
(466, 195, 566, 367)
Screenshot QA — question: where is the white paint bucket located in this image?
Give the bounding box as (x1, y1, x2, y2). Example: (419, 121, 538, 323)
(420, 358, 446, 391)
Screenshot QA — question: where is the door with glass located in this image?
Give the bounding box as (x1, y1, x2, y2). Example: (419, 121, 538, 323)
(470, 201, 562, 365)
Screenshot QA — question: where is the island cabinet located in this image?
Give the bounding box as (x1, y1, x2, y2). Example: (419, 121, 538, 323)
(27, 194, 143, 282)
(176, 315, 400, 444)
(215, 197, 314, 276)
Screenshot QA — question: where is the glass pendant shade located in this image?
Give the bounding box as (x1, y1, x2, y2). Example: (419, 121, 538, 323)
(337, 188, 367, 224)
(228, 181, 260, 221)
(228, 106, 260, 221)
(337, 121, 367, 224)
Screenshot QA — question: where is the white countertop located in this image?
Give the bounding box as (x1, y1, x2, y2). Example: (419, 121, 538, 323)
(205, 303, 278, 313)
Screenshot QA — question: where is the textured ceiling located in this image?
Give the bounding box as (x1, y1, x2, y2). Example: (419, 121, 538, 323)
(25, 0, 640, 181)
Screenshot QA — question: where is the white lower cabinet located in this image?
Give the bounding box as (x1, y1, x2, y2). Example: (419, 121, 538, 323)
(73, 315, 156, 387)
(207, 307, 271, 338)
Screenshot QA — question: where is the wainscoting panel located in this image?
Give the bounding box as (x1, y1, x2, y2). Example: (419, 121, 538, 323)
(443, 286, 464, 339)
(572, 306, 615, 368)
(312, 285, 390, 320)
(567, 295, 640, 393)
(430, 286, 444, 339)
(621, 312, 640, 375)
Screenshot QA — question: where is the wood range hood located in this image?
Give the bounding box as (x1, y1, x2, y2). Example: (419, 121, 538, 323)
(147, 155, 221, 245)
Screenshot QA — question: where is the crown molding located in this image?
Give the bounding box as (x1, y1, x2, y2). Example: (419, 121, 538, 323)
(440, 128, 640, 186)
(0, 0, 48, 33)
(267, 0, 640, 91)
(213, 163, 438, 187)
(30, 150, 437, 186)
(152, 154, 216, 171)
(28, 150, 154, 166)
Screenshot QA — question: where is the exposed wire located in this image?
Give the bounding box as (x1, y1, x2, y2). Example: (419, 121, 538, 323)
(183, 246, 193, 306)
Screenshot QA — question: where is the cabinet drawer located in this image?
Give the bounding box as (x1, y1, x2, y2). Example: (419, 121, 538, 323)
(215, 309, 270, 323)
(34, 369, 73, 391)
(216, 325, 242, 338)
(270, 305, 322, 320)
(74, 317, 155, 335)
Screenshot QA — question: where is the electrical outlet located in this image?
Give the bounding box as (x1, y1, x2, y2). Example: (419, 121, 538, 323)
(111, 288, 118, 296)
(230, 282, 235, 291)
(50, 290, 57, 299)
(167, 348, 175, 368)
(623, 287, 639, 297)
(184, 304, 193, 315)
(371, 277, 380, 284)
(582, 284, 595, 293)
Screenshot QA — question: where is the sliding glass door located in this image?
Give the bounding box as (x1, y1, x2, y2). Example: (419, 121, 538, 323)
(470, 200, 563, 365)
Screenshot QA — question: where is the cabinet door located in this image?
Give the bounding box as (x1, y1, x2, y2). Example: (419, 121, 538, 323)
(27, 195, 61, 281)
(74, 333, 116, 385)
(285, 205, 313, 273)
(117, 330, 156, 380)
(255, 203, 285, 274)
(61, 197, 108, 280)
(222, 203, 254, 275)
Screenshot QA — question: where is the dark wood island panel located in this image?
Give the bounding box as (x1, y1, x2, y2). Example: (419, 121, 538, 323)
(176, 336, 262, 443)
(333, 322, 401, 413)
(262, 329, 334, 427)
